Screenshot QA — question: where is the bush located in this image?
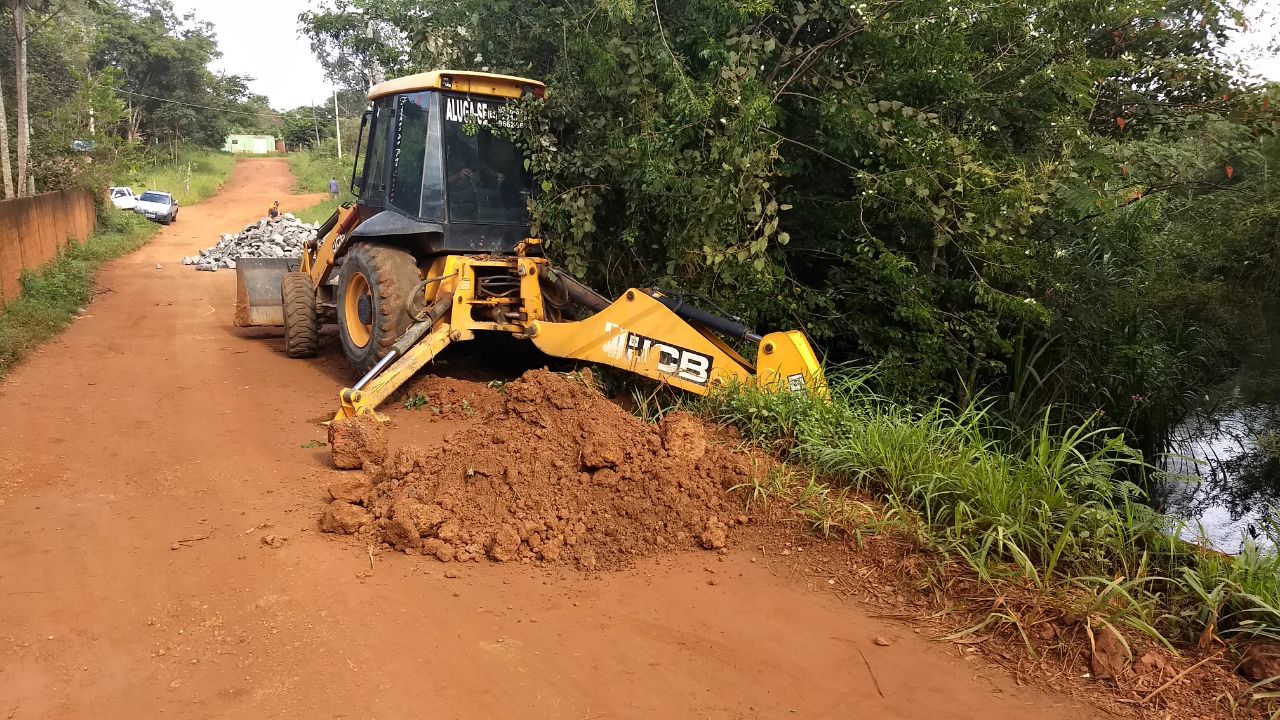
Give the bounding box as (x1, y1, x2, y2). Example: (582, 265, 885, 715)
(288, 144, 351, 197)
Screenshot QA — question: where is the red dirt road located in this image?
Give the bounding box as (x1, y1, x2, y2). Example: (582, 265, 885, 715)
(0, 159, 1104, 719)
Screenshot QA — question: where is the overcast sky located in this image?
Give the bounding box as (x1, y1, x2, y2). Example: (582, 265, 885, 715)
(170, 0, 332, 110)
(175, 0, 1279, 112)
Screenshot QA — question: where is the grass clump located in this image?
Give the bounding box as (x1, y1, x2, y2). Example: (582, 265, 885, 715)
(699, 369, 1280, 648)
(0, 211, 157, 378)
(293, 197, 343, 225)
(132, 148, 236, 206)
(289, 148, 349, 197)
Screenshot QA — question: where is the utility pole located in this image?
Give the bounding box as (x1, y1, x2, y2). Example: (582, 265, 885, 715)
(311, 102, 320, 146)
(334, 90, 342, 161)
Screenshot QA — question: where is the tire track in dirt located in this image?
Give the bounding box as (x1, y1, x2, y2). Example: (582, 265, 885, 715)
(0, 158, 1107, 719)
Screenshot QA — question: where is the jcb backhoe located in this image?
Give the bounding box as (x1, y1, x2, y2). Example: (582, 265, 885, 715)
(235, 71, 823, 420)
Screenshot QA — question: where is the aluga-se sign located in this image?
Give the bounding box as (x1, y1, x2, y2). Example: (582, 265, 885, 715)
(444, 96, 522, 130)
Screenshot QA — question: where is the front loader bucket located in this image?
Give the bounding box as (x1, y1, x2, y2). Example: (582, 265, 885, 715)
(234, 257, 299, 327)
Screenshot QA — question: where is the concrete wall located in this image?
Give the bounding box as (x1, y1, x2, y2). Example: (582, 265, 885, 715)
(0, 189, 97, 304)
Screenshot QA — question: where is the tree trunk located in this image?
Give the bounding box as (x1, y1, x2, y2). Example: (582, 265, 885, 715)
(12, 0, 30, 197)
(0, 72, 14, 199)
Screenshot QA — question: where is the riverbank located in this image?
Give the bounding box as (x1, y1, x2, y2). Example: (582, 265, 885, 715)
(696, 371, 1280, 716)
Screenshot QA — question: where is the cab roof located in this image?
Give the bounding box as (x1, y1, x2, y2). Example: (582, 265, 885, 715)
(368, 71, 544, 101)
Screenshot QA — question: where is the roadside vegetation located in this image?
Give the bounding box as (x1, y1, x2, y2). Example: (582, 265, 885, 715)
(129, 148, 236, 206)
(288, 140, 349, 196)
(304, 0, 1280, 465)
(695, 374, 1280, 708)
(289, 140, 355, 224)
(0, 210, 156, 378)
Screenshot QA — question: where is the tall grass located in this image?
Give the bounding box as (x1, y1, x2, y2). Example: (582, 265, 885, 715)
(0, 211, 157, 378)
(288, 147, 350, 197)
(132, 148, 236, 206)
(699, 369, 1280, 647)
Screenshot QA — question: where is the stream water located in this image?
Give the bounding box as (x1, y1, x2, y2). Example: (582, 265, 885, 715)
(1158, 393, 1280, 554)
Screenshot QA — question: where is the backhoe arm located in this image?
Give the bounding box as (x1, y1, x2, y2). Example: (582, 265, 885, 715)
(330, 253, 824, 421)
(527, 289, 823, 395)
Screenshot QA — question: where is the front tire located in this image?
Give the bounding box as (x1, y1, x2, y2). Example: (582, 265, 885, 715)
(336, 243, 420, 375)
(282, 272, 319, 358)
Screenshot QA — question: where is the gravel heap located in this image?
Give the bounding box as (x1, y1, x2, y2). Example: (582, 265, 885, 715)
(182, 214, 317, 271)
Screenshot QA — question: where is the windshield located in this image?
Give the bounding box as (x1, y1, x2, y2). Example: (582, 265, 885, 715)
(139, 192, 169, 204)
(111, 188, 130, 197)
(442, 94, 531, 225)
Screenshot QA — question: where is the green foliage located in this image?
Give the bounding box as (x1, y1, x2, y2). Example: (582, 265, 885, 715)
(700, 376, 1280, 645)
(131, 148, 235, 206)
(288, 146, 350, 197)
(89, 1, 270, 149)
(302, 0, 1280, 453)
(0, 211, 156, 378)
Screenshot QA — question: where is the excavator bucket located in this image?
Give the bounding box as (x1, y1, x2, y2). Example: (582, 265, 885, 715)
(233, 258, 299, 327)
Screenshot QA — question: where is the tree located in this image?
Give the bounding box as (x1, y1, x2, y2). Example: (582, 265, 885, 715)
(301, 0, 1280, 450)
(0, 71, 13, 197)
(12, 0, 29, 194)
(89, 0, 262, 152)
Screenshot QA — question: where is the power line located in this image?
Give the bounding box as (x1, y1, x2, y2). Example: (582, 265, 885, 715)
(117, 87, 365, 120)
(117, 88, 288, 117)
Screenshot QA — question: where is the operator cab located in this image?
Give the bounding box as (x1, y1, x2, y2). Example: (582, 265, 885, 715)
(351, 70, 544, 256)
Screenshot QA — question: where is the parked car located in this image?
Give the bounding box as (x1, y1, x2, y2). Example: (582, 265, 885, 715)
(134, 190, 179, 225)
(108, 186, 137, 210)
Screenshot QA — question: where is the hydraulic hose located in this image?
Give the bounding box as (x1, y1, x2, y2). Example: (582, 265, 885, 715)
(651, 293, 763, 344)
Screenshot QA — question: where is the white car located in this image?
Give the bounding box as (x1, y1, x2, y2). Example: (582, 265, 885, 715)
(134, 190, 179, 225)
(109, 186, 137, 210)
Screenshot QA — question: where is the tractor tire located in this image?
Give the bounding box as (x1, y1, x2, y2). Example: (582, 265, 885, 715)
(336, 242, 420, 375)
(281, 272, 319, 358)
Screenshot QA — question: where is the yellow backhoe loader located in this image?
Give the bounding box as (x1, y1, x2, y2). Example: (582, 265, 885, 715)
(235, 71, 823, 421)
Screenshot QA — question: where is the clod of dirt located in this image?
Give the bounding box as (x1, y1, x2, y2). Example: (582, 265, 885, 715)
(325, 370, 757, 570)
(1090, 625, 1130, 680)
(1133, 649, 1168, 677)
(328, 477, 371, 504)
(1237, 643, 1280, 684)
(320, 500, 372, 534)
(329, 415, 388, 470)
(700, 518, 728, 550)
(260, 534, 288, 548)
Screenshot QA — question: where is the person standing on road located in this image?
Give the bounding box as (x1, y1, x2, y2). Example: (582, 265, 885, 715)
(328, 177, 339, 199)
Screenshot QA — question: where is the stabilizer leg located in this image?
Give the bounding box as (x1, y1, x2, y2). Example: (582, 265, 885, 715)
(334, 324, 454, 421)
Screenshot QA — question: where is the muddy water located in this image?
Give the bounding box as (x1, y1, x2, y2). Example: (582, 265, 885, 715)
(1158, 402, 1280, 553)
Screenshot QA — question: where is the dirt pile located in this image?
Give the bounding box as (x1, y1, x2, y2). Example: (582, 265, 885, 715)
(396, 374, 503, 421)
(320, 370, 756, 569)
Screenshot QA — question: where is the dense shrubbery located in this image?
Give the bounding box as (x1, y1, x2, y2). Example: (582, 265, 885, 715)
(303, 0, 1280, 452)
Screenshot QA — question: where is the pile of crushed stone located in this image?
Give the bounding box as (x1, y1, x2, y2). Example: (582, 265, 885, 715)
(320, 370, 755, 570)
(181, 214, 317, 271)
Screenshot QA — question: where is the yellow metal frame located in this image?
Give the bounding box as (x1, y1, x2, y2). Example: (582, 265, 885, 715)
(331, 243, 825, 420)
(368, 71, 544, 101)
(300, 204, 360, 287)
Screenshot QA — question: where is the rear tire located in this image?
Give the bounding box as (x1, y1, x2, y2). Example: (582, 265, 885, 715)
(282, 272, 319, 358)
(336, 242, 420, 375)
